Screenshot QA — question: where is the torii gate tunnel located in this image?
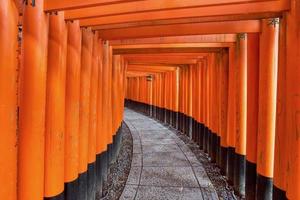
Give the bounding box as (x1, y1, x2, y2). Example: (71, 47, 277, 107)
(0, 0, 299, 200)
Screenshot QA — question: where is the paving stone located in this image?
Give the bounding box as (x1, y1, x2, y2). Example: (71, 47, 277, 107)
(193, 167, 212, 187)
(135, 186, 203, 200)
(140, 167, 199, 187)
(133, 143, 142, 154)
(141, 138, 177, 145)
(119, 185, 138, 200)
(127, 167, 142, 185)
(142, 152, 190, 167)
(132, 153, 142, 167)
(142, 144, 181, 154)
(122, 109, 218, 200)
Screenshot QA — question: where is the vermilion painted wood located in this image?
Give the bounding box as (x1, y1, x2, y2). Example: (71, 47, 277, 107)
(65, 20, 82, 183)
(0, 1, 18, 199)
(79, 28, 93, 174)
(257, 18, 279, 179)
(246, 33, 259, 164)
(235, 34, 247, 156)
(18, 0, 49, 199)
(88, 32, 100, 164)
(44, 0, 143, 11)
(44, 12, 67, 197)
(78, 0, 288, 26)
(64, 0, 274, 20)
(110, 35, 236, 45)
(92, 21, 260, 39)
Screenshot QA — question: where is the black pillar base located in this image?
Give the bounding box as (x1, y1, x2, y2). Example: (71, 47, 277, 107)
(273, 185, 287, 200)
(102, 151, 108, 182)
(220, 147, 227, 175)
(227, 147, 235, 185)
(65, 179, 78, 200)
(78, 172, 88, 200)
(96, 153, 103, 199)
(233, 153, 246, 197)
(44, 192, 65, 200)
(216, 136, 221, 167)
(87, 162, 96, 200)
(246, 160, 256, 200)
(256, 174, 273, 200)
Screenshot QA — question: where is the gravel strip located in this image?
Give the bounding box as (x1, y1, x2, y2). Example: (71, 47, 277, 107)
(100, 122, 133, 200)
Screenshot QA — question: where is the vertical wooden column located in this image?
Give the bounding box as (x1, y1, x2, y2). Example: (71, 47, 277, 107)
(87, 32, 100, 200)
(257, 18, 279, 199)
(234, 33, 247, 197)
(65, 20, 82, 200)
(227, 46, 236, 184)
(203, 59, 208, 152)
(273, 16, 288, 200)
(198, 61, 204, 149)
(101, 41, 110, 182)
(0, 1, 18, 199)
(188, 65, 193, 138)
(96, 40, 105, 195)
(219, 50, 229, 175)
(44, 12, 67, 199)
(78, 28, 93, 200)
(107, 44, 114, 164)
(18, 0, 49, 199)
(285, 1, 300, 199)
(245, 33, 259, 200)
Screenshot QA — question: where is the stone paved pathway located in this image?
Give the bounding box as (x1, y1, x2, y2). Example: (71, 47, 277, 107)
(120, 109, 219, 200)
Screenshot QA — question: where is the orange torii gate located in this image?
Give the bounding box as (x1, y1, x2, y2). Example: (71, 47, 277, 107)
(1, 0, 300, 200)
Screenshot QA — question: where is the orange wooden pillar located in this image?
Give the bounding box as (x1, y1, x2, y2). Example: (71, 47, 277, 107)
(107, 44, 114, 165)
(219, 49, 229, 175)
(78, 27, 93, 200)
(285, 2, 300, 199)
(87, 32, 100, 200)
(44, 12, 67, 199)
(209, 54, 217, 162)
(101, 41, 110, 182)
(18, 1, 49, 199)
(203, 59, 209, 152)
(187, 65, 195, 139)
(226, 46, 237, 184)
(65, 20, 82, 200)
(198, 62, 205, 149)
(0, 1, 18, 199)
(256, 18, 279, 199)
(245, 33, 259, 200)
(273, 16, 288, 199)
(234, 33, 247, 197)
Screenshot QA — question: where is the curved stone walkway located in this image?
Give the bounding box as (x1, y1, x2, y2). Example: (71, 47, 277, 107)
(120, 109, 219, 200)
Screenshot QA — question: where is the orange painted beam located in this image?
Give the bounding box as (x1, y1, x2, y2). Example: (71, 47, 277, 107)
(113, 43, 234, 49)
(65, 0, 269, 19)
(89, 21, 260, 39)
(128, 57, 200, 65)
(80, 1, 288, 26)
(114, 48, 221, 55)
(128, 65, 177, 71)
(110, 35, 236, 45)
(123, 53, 208, 57)
(44, 0, 143, 12)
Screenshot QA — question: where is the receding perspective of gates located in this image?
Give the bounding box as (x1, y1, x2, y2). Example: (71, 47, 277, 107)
(0, 0, 299, 200)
